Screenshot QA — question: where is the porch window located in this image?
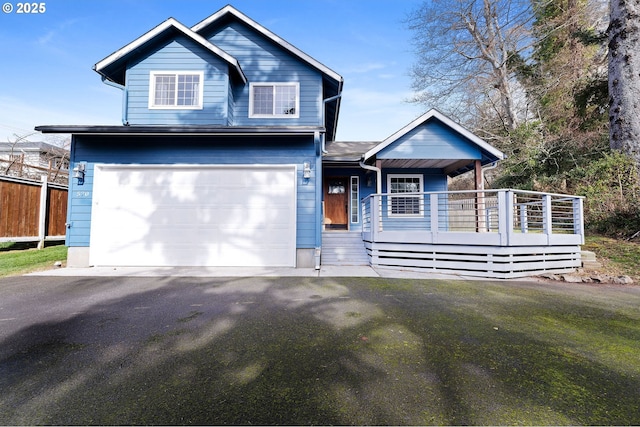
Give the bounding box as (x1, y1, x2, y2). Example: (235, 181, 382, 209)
(388, 174, 423, 216)
(350, 176, 359, 223)
(149, 71, 203, 109)
(249, 83, 299, 118)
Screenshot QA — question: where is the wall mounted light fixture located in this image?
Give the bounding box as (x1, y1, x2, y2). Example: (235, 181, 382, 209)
(73, 162, 86, 185)
(303, 162, 311, 179)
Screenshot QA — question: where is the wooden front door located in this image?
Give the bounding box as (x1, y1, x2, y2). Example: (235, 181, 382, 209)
(324, 177, 348, 230)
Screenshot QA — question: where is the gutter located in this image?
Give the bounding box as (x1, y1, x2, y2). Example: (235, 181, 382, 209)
(101, 77, 129, 125)
(359, 159, 382, 194)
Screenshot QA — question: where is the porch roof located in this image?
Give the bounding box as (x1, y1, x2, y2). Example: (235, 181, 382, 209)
(323, 141, 380, 163)
(324, 109, 506, 177)
(364, 109, 504, 163)
(375, 110, 504, 176)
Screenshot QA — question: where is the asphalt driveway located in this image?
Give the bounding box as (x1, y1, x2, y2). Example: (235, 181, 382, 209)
(1, 274, 639, 425)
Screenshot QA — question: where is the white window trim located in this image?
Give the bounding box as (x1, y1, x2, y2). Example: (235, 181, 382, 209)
(387, 174, 424, 217)
(350, 176, 359, 223)
(148, 71, 204, 110)
(249, 82, 300, 119)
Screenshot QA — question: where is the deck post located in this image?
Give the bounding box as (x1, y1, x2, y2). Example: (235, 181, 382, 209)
(37, 176, 48, 249)
(519, 202, 529, 233)
(543, 194, 553, 245)
(430, 193, 439, 243)
(574, 197, 585, 244)
(497, 190, 513, 246)
(474, 160, 487, 232)
(370, 195, 381, 240)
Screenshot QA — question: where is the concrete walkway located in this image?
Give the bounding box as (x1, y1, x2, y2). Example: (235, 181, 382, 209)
(27, 265, 486, 280)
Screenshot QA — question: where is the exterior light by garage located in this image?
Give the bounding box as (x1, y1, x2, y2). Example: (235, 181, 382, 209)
(73, 162, 86, 185)
(303, 162, 311, 179)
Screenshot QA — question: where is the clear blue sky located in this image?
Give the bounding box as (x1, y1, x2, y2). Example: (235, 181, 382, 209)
(0, 0, 426, 144)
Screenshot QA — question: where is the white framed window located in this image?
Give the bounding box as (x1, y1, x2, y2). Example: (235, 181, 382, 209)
(388, 174, 423, 217)
(149, 71, 204, 109)
(350, 176, 359, 223)
(249, 83, 300, 118)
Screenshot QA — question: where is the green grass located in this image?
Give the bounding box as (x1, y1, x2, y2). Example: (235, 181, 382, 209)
(0, 242, 67, 277)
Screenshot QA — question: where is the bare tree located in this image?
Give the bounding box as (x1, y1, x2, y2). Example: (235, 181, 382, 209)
(608, 0, 640, 168)
(3, 132, 38, 175)
(406, 0, 535, 131)
(2, 133, 70, 183)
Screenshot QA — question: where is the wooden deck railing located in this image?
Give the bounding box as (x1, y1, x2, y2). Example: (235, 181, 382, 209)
(362, 189, 584, 247)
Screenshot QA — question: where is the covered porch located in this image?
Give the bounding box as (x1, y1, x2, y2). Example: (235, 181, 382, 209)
(361, 189, 584, 278)
(322, 109, 586, 278)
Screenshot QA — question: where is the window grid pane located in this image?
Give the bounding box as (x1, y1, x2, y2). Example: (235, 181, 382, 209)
(390, 176, 422, 215)
(154, 74, 175, 106)
(177, 74, 200, 106)
(275, 85, 296, 115)
(253, 86, 274, 115)
(391, 197, 421, 215)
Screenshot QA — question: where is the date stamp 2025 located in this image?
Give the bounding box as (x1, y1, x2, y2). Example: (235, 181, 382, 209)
(2, 2, 47, 14)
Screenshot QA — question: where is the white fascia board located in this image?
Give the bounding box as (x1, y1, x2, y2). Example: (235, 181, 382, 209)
(94, 18, 176, 73)
(363, 109, 505, 161)
(192, 5, 343, 85)
(94, 17, 247, 84)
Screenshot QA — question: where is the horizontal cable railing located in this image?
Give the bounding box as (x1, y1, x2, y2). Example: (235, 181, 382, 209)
(361, 189, 584, 244)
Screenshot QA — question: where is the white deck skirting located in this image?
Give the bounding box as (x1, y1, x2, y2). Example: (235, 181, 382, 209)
(359, 189, 585, 278)
(364, 241, 581, 279)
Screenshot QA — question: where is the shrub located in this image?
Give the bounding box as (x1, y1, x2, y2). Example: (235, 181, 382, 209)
(571, 151, 640, 236)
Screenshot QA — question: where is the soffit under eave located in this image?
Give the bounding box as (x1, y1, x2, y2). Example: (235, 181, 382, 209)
(374, 158, 495, 177)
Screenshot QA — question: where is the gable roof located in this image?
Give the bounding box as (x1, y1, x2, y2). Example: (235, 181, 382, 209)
(192, 5, 343, 141)
(94, 17, 247, 86)
(364, 109, 504, 163)
(192, 5, 343, 85)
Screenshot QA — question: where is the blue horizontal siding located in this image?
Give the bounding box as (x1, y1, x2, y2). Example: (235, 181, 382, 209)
(67, 135, 320, 250)
(380, 169, 447, 193)
(323, 168, 447, 230)
(379, 120, 482, 160)
(204, 21, 322, 127)
(125, 36, 230, 125)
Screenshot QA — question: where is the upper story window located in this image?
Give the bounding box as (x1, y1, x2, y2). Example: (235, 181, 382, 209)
(149, 71, 204, 109)
(249, 83, 299, 118)
(388, 174, 424, 217)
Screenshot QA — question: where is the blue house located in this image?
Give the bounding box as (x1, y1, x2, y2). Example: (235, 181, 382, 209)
(38, 5, 585, 278)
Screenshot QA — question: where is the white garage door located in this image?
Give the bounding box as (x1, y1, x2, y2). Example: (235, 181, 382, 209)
(90, 164, 297, 267)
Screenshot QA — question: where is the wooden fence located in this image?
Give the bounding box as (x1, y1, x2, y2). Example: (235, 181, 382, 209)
(0, 175, 67, 247)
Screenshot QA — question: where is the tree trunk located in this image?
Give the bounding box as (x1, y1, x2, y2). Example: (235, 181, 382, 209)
(609, 0, 640, 168)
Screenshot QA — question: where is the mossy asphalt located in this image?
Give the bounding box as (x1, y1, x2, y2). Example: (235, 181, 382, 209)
(1, 273, 639, 425)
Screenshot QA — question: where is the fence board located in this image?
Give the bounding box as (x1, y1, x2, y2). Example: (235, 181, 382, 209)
(0, 175, 67, 244)
(46, 187, 68, 236)
(0, 180, 40, 237)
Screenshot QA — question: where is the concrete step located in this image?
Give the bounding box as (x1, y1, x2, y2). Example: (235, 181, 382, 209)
(322, 232, 369, 266)
(581, 250, 602, 269)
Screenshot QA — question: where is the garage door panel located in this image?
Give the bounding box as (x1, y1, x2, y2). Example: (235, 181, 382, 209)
(90, 165, 297, 267)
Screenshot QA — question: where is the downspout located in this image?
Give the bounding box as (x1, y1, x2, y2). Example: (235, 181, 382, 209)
(321, 93, 342, 154)
(480, 161, 499, 191)
(101, 76, 129, 125)
(314, 131, 322, 270)
(359, 158, 382, 194)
